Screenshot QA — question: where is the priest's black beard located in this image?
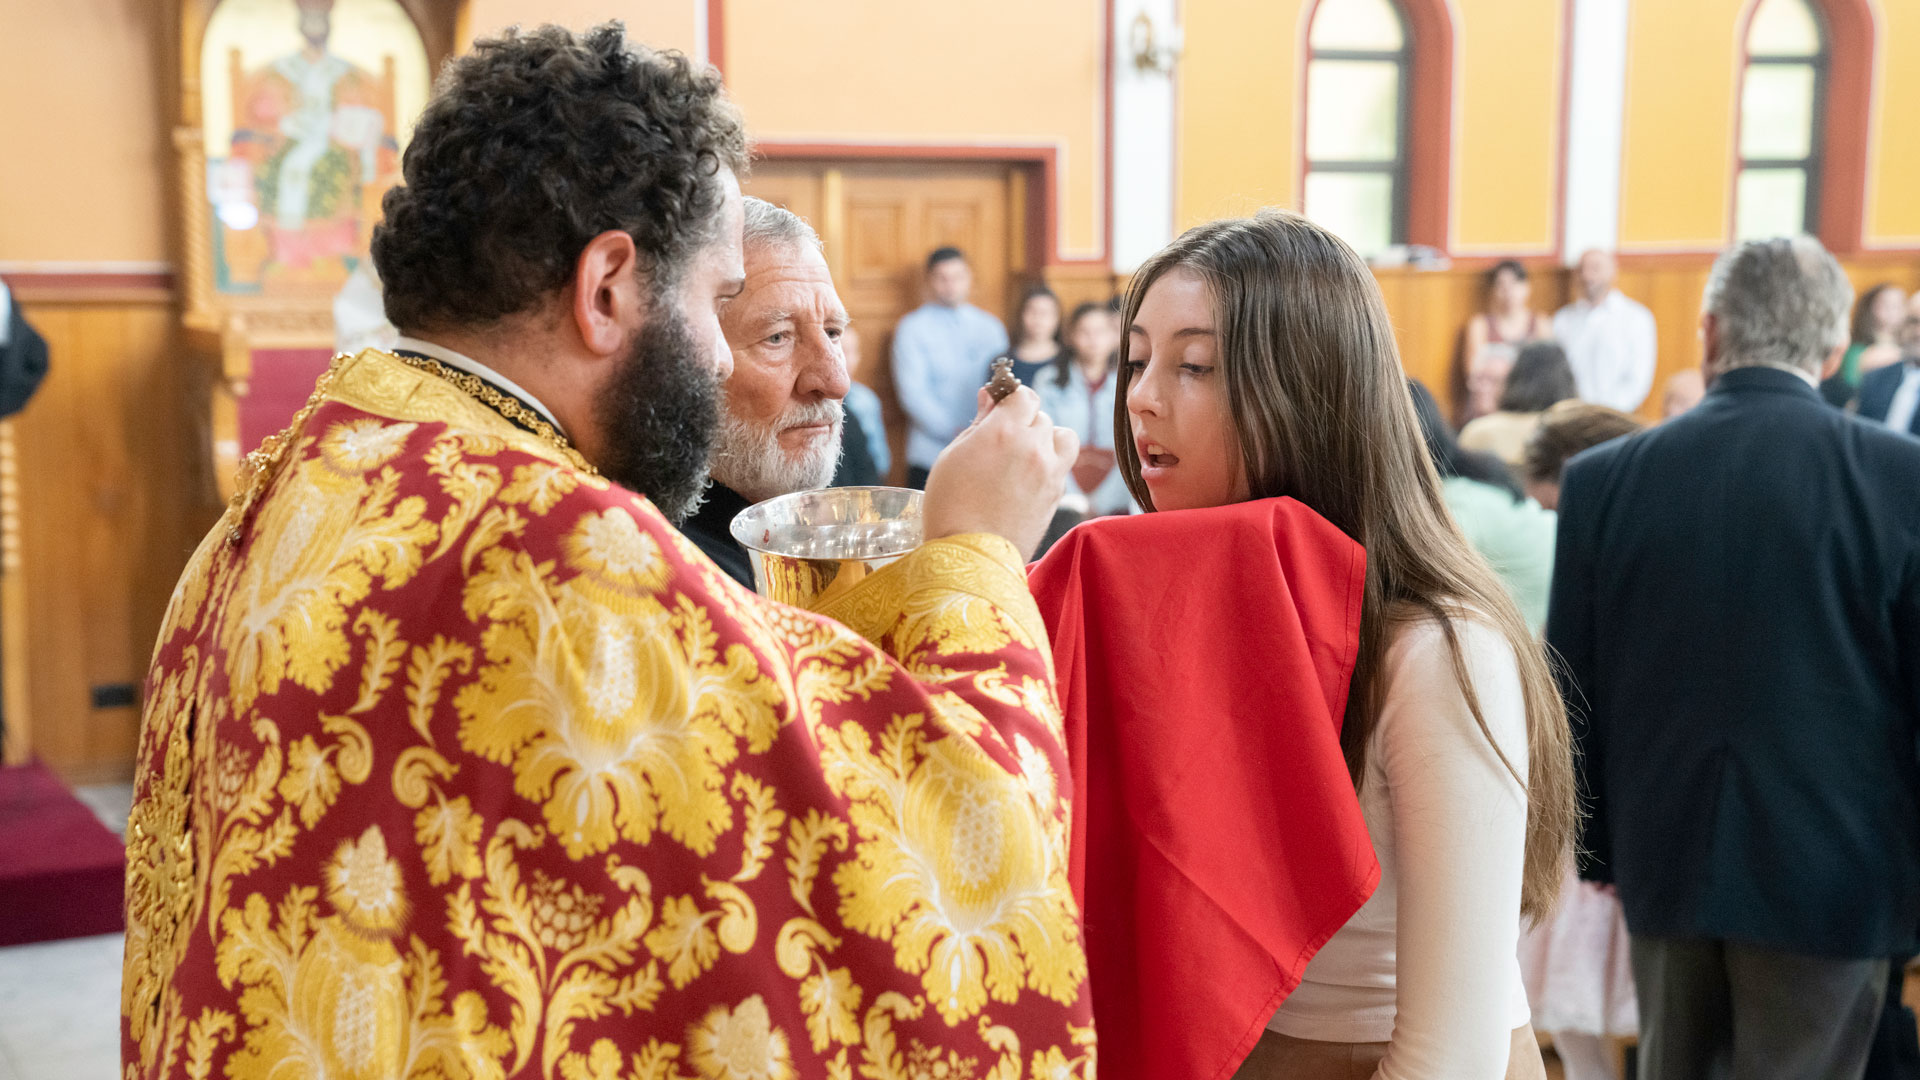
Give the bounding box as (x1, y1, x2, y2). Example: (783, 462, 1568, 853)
(593, 303, 720, 524)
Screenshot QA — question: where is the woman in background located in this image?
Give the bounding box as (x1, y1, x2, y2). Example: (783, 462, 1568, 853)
(1822, 284, 1908, 409)
(994, 283, 1066, 388)
(1460, 260, 1554, 422)
(1411, 381, 1557, 633)
(1512, 400, 1646, 1080)
(1116, 210, 1575, 1079)
(1040, 300, 1136, 517)
(1460, 342, 1579, 468)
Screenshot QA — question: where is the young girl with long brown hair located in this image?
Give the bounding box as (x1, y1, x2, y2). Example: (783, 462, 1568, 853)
(1117, 211, 1577, 1079)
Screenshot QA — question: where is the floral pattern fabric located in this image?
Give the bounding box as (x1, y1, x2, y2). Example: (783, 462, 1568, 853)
(123, 350, 1093, 1080)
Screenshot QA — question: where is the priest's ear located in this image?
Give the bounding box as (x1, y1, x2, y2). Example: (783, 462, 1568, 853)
(570, 230, 647, 360)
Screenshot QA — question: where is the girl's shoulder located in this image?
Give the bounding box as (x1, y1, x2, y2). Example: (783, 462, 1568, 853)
(1377, 608, 1527, 747)
(1382, 607, 1513, 673)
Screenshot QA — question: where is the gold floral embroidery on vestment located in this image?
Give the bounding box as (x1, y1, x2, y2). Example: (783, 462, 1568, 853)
(820, 714, 1085, 1027)
(687, 995, 795, 1080)
(218, 441, 436, 715)
(126, 359, 1092, 1080)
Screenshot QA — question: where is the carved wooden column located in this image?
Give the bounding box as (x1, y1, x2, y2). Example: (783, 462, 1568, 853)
(0, 421, 28, 765)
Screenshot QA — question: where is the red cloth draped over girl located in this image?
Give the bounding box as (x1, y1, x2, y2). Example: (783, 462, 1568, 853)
(1028, 497, 1379, 1080)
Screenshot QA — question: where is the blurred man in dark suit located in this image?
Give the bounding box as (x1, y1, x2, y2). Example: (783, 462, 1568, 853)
(0, 278, 48, 418)
(1549, 237, 1920, 1080)
(1856, 295, 1920, 438)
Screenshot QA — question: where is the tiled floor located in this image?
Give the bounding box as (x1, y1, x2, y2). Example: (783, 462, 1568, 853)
(0, 782, 132, 1080)
(0, 933, 122, 1080)
(72, 785, 132, 842)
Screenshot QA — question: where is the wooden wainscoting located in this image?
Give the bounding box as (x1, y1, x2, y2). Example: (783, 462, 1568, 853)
(1042, 264, 1130, 317)
(5, 288, 220, 782)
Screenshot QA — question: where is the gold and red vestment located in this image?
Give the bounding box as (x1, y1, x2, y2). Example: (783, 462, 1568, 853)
(123, 349, 1091, 1080)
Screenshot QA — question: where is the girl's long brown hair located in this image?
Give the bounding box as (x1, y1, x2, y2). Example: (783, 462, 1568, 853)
(1114, 210, 1576, 920)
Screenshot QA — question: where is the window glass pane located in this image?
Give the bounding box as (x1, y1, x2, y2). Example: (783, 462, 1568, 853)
(1310, 0, 1405, 51)
(1740, 63, 1816, 160)
(1749, 0, 1821, 58)
(1306, 60, 1401, 162)
(1304, 171, 1395, 257)
(1735, 167, 1809, 240)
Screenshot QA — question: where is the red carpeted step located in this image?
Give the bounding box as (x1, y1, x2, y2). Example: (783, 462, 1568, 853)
(0, 761, 126, 946)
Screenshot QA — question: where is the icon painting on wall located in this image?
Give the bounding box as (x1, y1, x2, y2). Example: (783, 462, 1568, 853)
(201, 0, 429, 295)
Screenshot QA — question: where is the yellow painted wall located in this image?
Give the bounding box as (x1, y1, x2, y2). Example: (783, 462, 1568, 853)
(1867, 0, 1920, 245)
(1451, 0, 1562, 253)
(1177, 0, 1564, 254)
(1175, 0, 1308, 231)
(1618, 0, 1745, 250)
(0, 0, 170, 263)
(8, 0, 1920, 268)
(461, 0, 699, 55)
(722, 0, 1107, 260)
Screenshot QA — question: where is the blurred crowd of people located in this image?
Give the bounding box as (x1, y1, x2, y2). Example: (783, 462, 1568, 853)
(816, 240, 1920, 579)
(890, 247, 1139, 542)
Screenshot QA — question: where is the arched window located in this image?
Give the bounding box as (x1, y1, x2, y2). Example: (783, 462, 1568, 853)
(1302, 0, 1410, 258)
(1735, 0, 1828, 240)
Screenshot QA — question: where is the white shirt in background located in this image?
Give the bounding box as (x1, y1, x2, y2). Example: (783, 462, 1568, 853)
(1553, 290, 1658, 414)
(1268, 617, 1532, 1079)
(1885, 363, 1920, 435)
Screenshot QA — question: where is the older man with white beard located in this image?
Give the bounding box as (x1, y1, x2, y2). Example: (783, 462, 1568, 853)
(681, 197, 865, 586)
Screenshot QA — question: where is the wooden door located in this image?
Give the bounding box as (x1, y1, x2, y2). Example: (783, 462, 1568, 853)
(744, 159, 1029, 483)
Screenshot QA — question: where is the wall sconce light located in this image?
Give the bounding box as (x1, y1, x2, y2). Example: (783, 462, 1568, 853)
(1129, 12, 1183, 75)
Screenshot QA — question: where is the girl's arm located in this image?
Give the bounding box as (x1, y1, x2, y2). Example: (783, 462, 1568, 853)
(1375, 619, 1531, 1079)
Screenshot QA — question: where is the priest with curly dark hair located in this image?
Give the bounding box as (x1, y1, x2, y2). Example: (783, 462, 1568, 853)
(124, 23, 1087, 1080)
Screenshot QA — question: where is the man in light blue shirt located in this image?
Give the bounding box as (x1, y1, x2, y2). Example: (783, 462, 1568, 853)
(891, 247, 1008, 487)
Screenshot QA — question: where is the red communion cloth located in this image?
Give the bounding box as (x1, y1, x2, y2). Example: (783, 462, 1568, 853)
(1029, 497, 1379, 1080)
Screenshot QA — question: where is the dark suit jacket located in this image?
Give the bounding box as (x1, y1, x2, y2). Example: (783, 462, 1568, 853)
(1549, 366, 1920, 957)
(680, 482, 756, 590)
(833, 407, 880, 487)
(1, 296, 48, 418)
(1858, 360, 1920, 435)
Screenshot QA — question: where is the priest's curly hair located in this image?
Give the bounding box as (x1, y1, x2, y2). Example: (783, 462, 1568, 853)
(372, 23, 748, 333)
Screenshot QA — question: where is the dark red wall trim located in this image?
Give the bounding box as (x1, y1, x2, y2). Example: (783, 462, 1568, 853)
(1403, 0, 1455, 251)
(706, 0, 726, 74)
(753, 141, 1070, 270)
(1818, 0, 1873, 253)
(3, 271, 176, 303)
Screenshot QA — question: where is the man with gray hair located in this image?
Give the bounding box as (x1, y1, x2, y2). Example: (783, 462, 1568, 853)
(681, 196, 872, 585)
(1548, 236, 1920, 1080)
